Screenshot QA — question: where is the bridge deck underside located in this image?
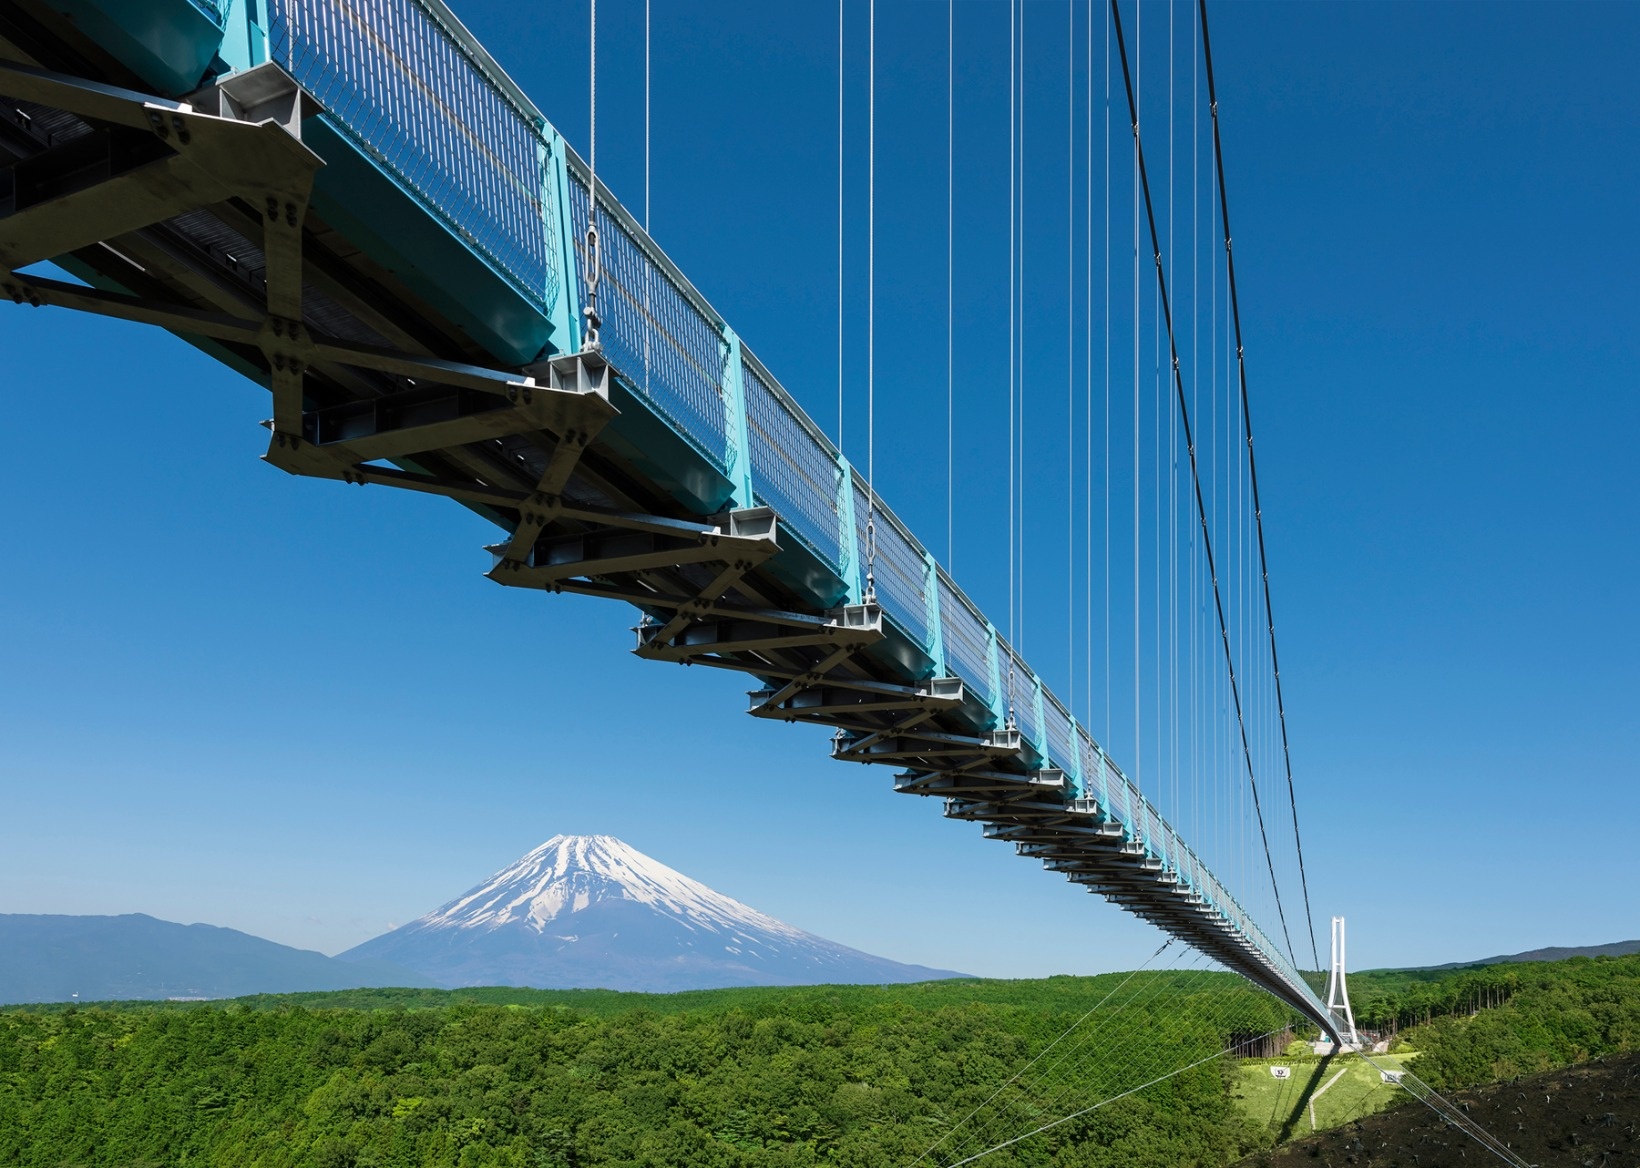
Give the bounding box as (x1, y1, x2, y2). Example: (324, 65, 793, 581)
(0, 0, 1334, 1041)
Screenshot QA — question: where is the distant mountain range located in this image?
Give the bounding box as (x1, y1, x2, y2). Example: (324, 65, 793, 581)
(1430, 939, 1640, 969)
(0, 914, 433, 1005)
(338, 834, 968, 992)
(3, 836, 964, 1004)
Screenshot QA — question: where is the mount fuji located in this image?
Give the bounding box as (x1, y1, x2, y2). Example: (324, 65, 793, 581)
(338, 835, 967, 991)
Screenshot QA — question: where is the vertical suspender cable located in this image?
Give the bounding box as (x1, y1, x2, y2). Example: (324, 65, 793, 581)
(1209, 77, 1220, 879)
(1010, 0, 1023, 656)
(1198, 0, 1319, 970)
(1131, 0, 1140, 795)
(1103, 0, 1110, 744)
(865, 0, 877, 602)
(588, 0, 596, 222)
(1168, 0, 1177, 828)
(1067, 0, 1075, 719)
(1110, 0, 1297, 969)
(642, 0, 651, 394)
(1007, 0, 1017, 723)
(582, 0, 601, 352)
(644, 0, 650, 232)
(1086, 0, 1095, 732)
(948, 0, 954, 572)
(1193, 2, 1207, 859)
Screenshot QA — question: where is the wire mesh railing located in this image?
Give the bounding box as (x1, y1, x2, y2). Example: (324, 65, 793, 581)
(742, 353, 844, 572)
(999, 646, 1040, 746)
(566, 166, 731, 471)
(252, 0, 1319, 1017)
(938, 575, 994, 706)
(265, 0, 559, 314)
(1042, 693, 1077, 776)
(853, 481, 931, 647)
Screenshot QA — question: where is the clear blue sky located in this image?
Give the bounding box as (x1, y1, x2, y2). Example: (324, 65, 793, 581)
(0, 1, 1634, 978)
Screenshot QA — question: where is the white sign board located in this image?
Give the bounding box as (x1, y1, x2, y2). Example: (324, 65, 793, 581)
(1380, 1070, 1403, 1084)
(1270, 1066, 1292, 1080)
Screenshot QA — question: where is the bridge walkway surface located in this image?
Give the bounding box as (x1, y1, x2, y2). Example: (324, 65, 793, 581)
(0, 0, 1337, 1037)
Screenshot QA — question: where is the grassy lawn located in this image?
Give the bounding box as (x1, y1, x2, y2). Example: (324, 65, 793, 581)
(1230, 1048, 1418, 1141)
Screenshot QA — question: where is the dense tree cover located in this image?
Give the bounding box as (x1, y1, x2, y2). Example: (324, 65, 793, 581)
(3, 958, 1633, 1166)
(13, 974, 1236, 1021)
(0, 974, 1284, 1168)
(1347, 964, 1527, 1032)
(1398, 956, 1640, 1090)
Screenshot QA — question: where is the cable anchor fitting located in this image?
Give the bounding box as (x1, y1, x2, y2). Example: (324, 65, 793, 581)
(862, 511, 878, 604)
(581, 223, 603, 353)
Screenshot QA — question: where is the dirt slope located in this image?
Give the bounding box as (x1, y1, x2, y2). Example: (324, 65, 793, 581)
(1242, 1052, 1640, 1166)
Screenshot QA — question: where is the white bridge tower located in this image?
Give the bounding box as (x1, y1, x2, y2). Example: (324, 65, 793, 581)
(1325, 915, 1359, 1045)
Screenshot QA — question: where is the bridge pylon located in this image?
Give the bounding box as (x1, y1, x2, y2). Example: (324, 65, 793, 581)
(1325, 915, 1359, 1046)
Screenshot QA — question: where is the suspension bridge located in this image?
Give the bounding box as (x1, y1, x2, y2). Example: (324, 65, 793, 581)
(0, 0, 1337, 1071)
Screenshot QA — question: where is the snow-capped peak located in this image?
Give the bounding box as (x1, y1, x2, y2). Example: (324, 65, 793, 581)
(411, 834, 810, 941)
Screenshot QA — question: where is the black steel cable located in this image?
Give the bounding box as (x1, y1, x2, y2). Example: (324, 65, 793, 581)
(1109, 0, 1298, 971)
(1197, 0, 1321, 972)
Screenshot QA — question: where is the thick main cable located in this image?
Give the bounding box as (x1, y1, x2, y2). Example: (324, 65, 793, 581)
(909, 940, 1176, 1168)
(946, 1005, 1293, 1167)
(1109, 0, 1298, 970)
(926, 947, 1214, 1166)
(1355, 1052, 1532, 1167)
(1198, 0, 1320, 971)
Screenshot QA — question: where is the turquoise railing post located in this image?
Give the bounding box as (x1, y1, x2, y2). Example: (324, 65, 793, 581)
(217, 0, 267, 72)
(543, 127, 580, 353)
(1068, 720, 1086, 798)
(984, 625, 1007, 729)
(1031, 678, 1047, 764)
(721, 329, 755, 509)
(923, 552, 945, 677)
(838, 461, 862, 605)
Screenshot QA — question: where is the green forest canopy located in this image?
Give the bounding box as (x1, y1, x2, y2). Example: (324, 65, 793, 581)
(3, 955, 1635, 1167)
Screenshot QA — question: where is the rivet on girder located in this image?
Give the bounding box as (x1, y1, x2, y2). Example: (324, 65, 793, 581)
(285, 202, 298, 227)
(266, 197, 279, 222)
